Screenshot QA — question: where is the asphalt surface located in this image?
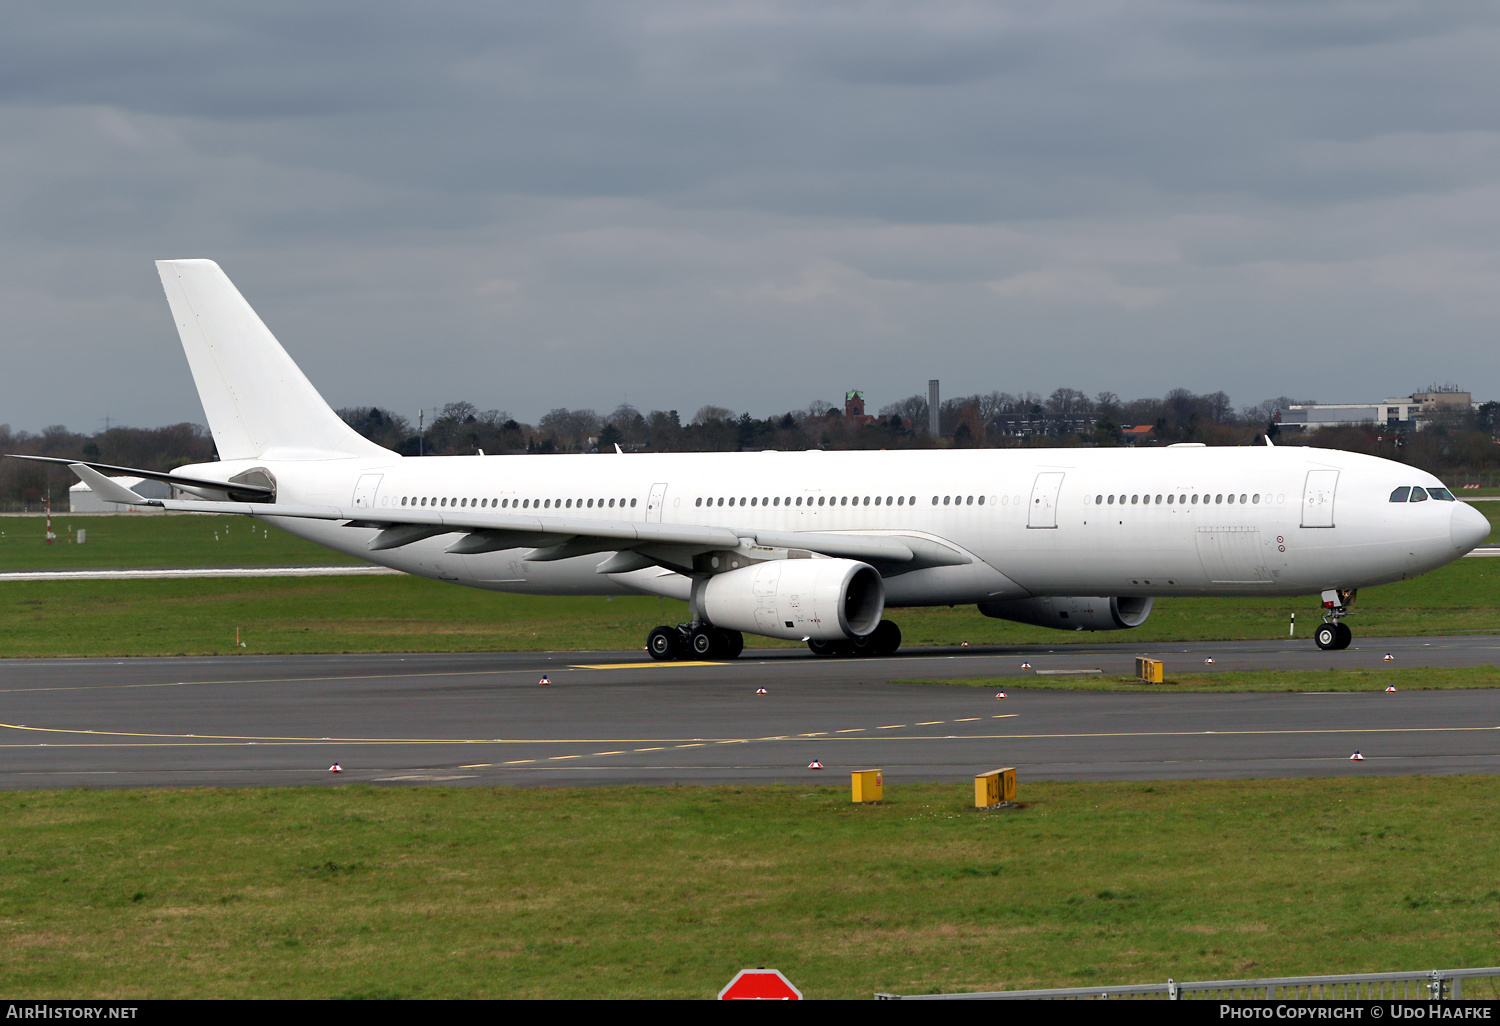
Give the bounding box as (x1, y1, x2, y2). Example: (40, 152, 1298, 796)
(2, 634, 1498, 789)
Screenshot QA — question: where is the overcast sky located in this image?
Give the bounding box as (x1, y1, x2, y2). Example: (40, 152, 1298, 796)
(2, 1, 1497, 433)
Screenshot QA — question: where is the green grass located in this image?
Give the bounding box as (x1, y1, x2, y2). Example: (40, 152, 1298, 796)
(902, 665, 1500, 693)
(2, 779, 1498, 999)
(0, 514, 1496, 657)
(0, 515, 358, 570)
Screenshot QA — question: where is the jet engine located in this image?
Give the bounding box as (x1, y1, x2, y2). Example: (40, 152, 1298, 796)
(700, 558, 884, 642)
(976, 595, 1153, 632)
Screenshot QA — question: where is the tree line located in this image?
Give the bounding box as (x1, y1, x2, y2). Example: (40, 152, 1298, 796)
(2, 389, 1496, 511)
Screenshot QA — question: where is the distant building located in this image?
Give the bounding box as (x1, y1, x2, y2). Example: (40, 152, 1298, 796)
(1122, 424, 1155, 445)
(989, 411, 1096, 438)
(1278, 387, 1477, 433)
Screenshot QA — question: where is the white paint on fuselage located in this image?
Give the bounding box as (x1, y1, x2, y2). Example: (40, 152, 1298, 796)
(184, 445, 1486, 607)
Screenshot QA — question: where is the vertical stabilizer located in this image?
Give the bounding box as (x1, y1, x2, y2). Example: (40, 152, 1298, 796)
(156, 259, 391, 461)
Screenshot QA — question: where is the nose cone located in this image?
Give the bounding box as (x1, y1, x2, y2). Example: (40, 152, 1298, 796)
(1450, 503, 1491, 553)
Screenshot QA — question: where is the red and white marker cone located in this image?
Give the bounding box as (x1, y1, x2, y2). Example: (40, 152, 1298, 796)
(329, 763, 343, 773)
(1349, 750, 1365, 761)
(808, 759, 823, 770)
(995, 691, 1007, 700)
(755, 687, 767, 695)
(1383, 653, 1394, 662)
(961, 641, 969, 648)
(1385, 686, 1397, 693)
(1020, 662, 1032, 669)
(1204, 657, 1215, 665)
(538, 675, 550, 686)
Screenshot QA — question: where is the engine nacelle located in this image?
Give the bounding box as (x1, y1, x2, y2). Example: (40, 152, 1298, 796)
(976, 595, 1153, 632)
(700, 558, 885, 642)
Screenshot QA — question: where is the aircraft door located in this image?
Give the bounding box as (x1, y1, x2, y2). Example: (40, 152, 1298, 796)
(1027, 472, 1065, 529)
(646, 482, 668, 523)
(1301, 470, 1339, 528)
(352, 473, 383, 509)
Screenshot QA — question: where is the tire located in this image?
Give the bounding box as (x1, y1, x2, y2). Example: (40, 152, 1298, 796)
(647, 626, 678, 661)
(1314, 623, 1339, 651)
(721, 630, 744, 660)
(808, 639, 838, 657)
(689, 626, 716, 658)
(871, 619, 901, 657)
(1333, 623, 1353, 650)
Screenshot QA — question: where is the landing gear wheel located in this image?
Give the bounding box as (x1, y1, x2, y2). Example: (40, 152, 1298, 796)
(869, 619, 901, 657)
(646, 626, 678, 661)
(688, 626, 717, 658)
(1334, 623, 1352, 650)
(721, 630, 744, 660)
(808, 639, 838, 657)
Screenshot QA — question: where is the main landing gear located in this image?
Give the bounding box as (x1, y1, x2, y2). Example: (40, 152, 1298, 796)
(1313, 588, 1356, 651)
(646, 623, 744, 661)
(808, 620, 902, 658)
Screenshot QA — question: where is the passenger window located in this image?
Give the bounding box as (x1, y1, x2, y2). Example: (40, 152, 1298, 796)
(909, 496, 916, 505)
(964, 495, 972, 505)
(1410, 487, 1429, 502)
(1215, 494, 1223, 504)
(1155, 495, 1162, 504)
(1130, 495, 1138, 505)
(863, 496, 870, 506)
(977, 495, 984, 505)
(1252, 494, 1260, 503)
(1227, 494, 1234, 505)
(1107, 495, 1115, 505)
(630, 498, 637, 507)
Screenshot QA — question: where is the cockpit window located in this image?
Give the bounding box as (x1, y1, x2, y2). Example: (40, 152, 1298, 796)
(1409, 487, 1429, 502)
(1389, 487, 1410, 502)
(1427, 487, 1456, 501)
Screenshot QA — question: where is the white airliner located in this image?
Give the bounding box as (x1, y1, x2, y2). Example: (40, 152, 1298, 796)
(13, 260, 1491, 658)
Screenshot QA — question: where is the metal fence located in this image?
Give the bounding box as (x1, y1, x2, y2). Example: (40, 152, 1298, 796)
(877, 966, 1500, 1000)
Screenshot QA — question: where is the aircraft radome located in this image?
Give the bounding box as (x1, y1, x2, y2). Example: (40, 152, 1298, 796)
(9, 260, 1491, 658)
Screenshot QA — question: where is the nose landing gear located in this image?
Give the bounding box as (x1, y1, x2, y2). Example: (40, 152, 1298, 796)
(1313, 588, 1356, 651)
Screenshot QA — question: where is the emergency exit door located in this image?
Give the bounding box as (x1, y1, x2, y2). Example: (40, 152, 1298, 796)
(1028, 472, 1065, 529)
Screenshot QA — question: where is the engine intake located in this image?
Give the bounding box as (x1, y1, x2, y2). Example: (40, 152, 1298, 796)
(977, 595, 1153, 632)
(700, 558, 884, 642)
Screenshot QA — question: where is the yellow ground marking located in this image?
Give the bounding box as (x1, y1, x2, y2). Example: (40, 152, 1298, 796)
(800, 732, 828, 737)
(594, 751, 628, 756)
(459, 763, 492, 768)
(676, 743, 706, 748)
(503, 760, 534, 765)
(955, 717, 981, 722)
(835, 728, 865, 733)
(992, 714, 1018, 719)
(876, 724, 905, 729)
(916, 721, 944, 725)
(571, 662, 720, 669)
(634, 746, 665, 751)
(548, 755, 582, 760)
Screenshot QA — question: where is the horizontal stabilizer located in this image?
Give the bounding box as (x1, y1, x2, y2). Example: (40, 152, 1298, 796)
(68, 464, 148, 505)
(1, 454, 274, 498)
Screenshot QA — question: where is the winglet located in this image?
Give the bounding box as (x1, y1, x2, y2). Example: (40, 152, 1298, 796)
(68, 464, 154, 506)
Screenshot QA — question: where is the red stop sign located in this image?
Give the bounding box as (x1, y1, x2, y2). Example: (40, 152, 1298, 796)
(718, 969, 803, 1000)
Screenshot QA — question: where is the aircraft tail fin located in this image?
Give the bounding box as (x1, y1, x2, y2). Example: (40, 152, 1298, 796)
(155, 259, 391, 461)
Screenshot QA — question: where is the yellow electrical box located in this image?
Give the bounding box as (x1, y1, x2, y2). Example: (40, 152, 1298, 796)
(1135, 657, 1164, 683)
(851, 768, 883, 803)
(975, 767, 1017, 808)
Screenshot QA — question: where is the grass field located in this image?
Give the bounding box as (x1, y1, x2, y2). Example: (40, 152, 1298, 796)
(2, 778, 1498, 999)
(1, 514, 1496, 657)
(903, 665, 1500, 692)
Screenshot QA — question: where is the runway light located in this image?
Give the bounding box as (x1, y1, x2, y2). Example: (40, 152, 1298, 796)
(1204, 657, 1215, 665)
(995, 691, 1007, 700)
(1349, 751, 1365, 761)
(755, 687, 767, 695)
(1385, 686, 1397, 693)
(1020, 662, 1032, 669)
(329, 763, 343, 773)
(808, 759, 824, 770)
(961, 641, 969, 647)
(538, 675, 550, 686)
(1383, 653, 1395, 661)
